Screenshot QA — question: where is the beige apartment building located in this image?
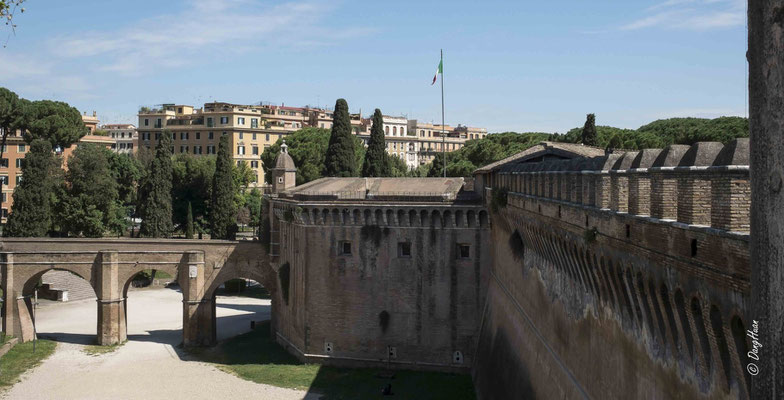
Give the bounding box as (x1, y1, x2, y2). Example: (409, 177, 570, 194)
(137, 102, 487, 184)
(103, 124, 137, 154)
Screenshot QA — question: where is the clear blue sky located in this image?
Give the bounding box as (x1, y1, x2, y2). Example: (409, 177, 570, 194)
(0, 0, 747, 133)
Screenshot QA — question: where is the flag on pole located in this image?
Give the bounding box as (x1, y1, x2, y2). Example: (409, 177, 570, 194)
(431, 59, 443, 85)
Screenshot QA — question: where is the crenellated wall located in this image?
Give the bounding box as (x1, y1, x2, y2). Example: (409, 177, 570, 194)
(473, 139, 751, 399)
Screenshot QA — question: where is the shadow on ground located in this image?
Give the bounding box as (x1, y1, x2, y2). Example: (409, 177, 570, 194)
(190, 320, 476, 400)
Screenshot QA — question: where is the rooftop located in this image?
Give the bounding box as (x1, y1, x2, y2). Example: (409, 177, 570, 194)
(277, 177, 478, 203)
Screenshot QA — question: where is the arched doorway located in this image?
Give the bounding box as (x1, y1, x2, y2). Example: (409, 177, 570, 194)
(121, 269, 182, 345)
(23, 269, 98, 345)
(211, 278, 271, 342)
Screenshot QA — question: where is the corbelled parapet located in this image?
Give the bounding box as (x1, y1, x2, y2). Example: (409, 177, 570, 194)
(492, 139, 750, 233)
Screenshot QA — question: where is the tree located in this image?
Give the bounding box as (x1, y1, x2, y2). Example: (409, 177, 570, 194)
(236, 206, 250, 228)
(0, 87, 26, 161)
(210, 134, 237, 240)
(261, 127, 365, 185)
(139, 131, 174, 238)
(581, 113, 597, 146)
(362, 109, 388, 177)
(56, 144, 124, 237)
(324, 98, 357, 177)
(4, 139, 61, 237)
(244, 188, 263, 233)
(185, 202, 194, 239)
(0, 0, 25, 42)
(107, 152, 142, 228)
(172, 153, 215, 232)
(20, 100, 86, 150)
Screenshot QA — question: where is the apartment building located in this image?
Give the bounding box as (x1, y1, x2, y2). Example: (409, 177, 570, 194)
(82, 111, 99, 134)
(103, 124, 137, 154)
(0, 127, 114, 224)
(137, 102, 487, 181)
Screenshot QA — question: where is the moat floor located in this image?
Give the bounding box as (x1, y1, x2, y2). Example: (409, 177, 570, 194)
(2, 288, 313, 400)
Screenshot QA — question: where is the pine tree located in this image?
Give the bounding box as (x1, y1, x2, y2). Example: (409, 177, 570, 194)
(324, 98, 357, 177)
(361, 108, 388, 177)
(210, 134, 237, 240)
(5, 139, 61, 237)
(185, 201, 194, 239)
(139, 131, 174, 238)
(581, 113, 597, 146)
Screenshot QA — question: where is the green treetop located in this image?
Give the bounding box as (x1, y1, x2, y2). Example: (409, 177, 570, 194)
(324, 98, 357, 177)
(5, 139, 62, 237)
(138, 131, 174, 238)
(581, 113, 597, 146)
(210, 134, 237, 240)
(0, 87, 27, 160)
(361, 109, 388, 177)
(21, 100, 86, 150)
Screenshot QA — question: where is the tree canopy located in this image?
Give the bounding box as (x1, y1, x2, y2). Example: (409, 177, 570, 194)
(581, 113, 597, 146)
(210, 134, 237, 240)
(324, 98, 357, 177)
(138, 131, 174, 238)
(21, 100, 86, 150)
(4, 139, 61, 237)
(361, 109, 388, 177)
(0, 87, 26, 160)
(261, 127, 365, 185)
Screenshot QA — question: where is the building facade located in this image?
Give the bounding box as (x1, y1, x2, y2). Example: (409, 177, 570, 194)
(102, 124, 137, 154)
(138, 102, 488, 184)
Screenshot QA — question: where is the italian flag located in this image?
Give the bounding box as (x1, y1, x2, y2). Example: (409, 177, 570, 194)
(431, 59, 442, 85)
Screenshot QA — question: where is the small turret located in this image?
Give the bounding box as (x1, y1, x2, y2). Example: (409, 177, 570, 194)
(272, 140, 296, 193)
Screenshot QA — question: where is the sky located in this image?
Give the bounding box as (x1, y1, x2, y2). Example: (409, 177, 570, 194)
(0, 0, 747, 133)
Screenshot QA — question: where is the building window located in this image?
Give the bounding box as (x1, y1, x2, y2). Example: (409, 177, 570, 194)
(1, 192, 5, 203)
(385, 126, 389, 134)
(195, 132, 200, 140)
(15, 175, 21, 185)
(0, 176, 7, 185)
(181, 132, 188, 140)
(180, 145, 188, 153)
(207, 145, 215, 154)
(220, 116, 229, 124)
(320, 123, 324, 128)
(393, 126, 397, 135)
(193, 145, 202, 154)
(222, 131, 227, 136)
(251, 118, 258, 128)
(277, 176, 283, 184)
(0, 159, 7, 168)
(252, 132, 257, 141)
(401, 127, 405, 135)
(155, 132, 161, 140)
(238, 117, 245, 125)
(18, 144, 25, 152)
(129, 143, 133, 150)
(398, 242, 412, 258)
(252, 146, 259, 155)
(338, 241, 352, 255)
(239, 132, 244, 140)
(251, 160, 259, 168)
(237, 146, 245, 155)
(156, 118, 162, 128)
(208, 131, 214, 140)
(1, 208, 7, 218)
(144, 118, 149, 126)
(457, 244, 470, 259)
(207, 117, 214, 127)
(265, 133, 270, 141)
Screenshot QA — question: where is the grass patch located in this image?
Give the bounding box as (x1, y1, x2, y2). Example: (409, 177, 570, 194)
(0, 339, 56, 388)
(152, 270, 172, 279)
(83, 341, 126, 356)
(194, 321, 475, 399)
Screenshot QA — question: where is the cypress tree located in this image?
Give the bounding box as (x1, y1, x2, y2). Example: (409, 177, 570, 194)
(324, 98, 356, 177)
(210, 134, 237, 240)
(185, 201, 194, 239)
(139, 131, 174, 238)
(5, 139, 61, 237)
(361, 108, 388, 177)
(581, 113, 597, 146)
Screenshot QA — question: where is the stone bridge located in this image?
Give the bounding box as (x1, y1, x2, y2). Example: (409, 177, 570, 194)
(0, 238, 276, 347)
(472, 140, 752, 399)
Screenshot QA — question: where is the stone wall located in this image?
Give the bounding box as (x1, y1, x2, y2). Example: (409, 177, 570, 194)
(270, 201, 491, 371)
(473, 139, 751, 399)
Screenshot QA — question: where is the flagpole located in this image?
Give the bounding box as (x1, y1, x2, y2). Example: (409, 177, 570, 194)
(441, 49, 446, 178)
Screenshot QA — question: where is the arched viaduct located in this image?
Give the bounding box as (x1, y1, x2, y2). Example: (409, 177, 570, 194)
(0, 238, 277, 346)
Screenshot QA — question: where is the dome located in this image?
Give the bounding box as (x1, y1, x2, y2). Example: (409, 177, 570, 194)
(275, 141, 296, 171)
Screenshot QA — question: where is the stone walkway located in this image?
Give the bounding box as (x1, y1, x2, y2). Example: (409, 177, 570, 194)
(2, 288, 315, 400)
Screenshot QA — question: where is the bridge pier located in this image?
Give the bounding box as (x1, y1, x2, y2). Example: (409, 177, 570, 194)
(181, 251, 215, 346)
(96, 251, 126, 345)
(1, 253, 19, 338)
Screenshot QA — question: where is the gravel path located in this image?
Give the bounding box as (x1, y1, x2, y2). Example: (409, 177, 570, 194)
(2, 288, 315, 400)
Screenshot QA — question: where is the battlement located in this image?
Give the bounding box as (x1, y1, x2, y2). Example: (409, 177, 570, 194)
(490, 138, 750, 233)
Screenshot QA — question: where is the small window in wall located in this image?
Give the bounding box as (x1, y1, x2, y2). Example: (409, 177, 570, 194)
(398, 242, 411, 258)
(457, 244, 470, 259)
(277, 177, 283, 184)
(690, 239, 698, 257)
(339, 241, 352, 255)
